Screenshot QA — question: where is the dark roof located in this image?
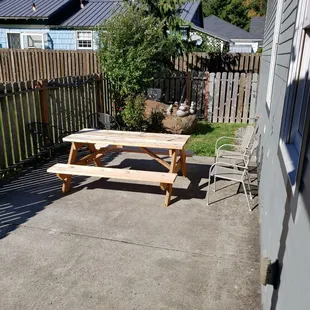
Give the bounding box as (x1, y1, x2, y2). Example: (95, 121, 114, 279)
(204, 15, 260, 40)
(0, 0, 73, 19)
(180, 1, 201, 23)
(250, 16, 266, 39)
(62, 0, 122, 27)
(192, 25, 230, 42)
(61, 0, 201, 27)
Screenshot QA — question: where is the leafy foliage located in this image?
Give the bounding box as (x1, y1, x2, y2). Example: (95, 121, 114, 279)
(202, 0, 267, 30)
(97, 4, 176, 103)
(146, 109, 166, 133)
(122, 95, 146, 131)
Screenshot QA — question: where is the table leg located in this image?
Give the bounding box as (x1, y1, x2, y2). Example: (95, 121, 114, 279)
(169, 150, 177, 173)
(180, 149, 187, 177)
(60, 142, 78, 193)
(88, 144, 102, 167)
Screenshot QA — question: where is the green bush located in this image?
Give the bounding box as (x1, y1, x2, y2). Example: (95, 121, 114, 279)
(122, 95, 146, 131)
(146, 109, 166, 133)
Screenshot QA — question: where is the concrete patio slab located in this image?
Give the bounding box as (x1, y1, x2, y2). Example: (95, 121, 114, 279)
(0, 152, 260, 310)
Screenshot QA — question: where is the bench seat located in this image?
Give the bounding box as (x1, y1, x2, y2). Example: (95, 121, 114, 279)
(47, 164, 177, 207)
(48, 164, 177, 184)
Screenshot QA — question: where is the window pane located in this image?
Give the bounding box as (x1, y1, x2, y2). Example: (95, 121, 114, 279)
(8, 33, 21, 48)
(26, 34, 43, 48)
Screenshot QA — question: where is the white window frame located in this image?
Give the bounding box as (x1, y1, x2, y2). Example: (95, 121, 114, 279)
(22, 33, 45, 49)
(266, 0, 285, 108)
(279, 0, 310, 189)
(6, 32, 22, 49)
(75, 30, 93, 50)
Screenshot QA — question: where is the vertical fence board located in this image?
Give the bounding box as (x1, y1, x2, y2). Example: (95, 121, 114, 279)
(237, 73, 246, 123)
(212, 72, 221, 122)
(219, 72, 227, 123)
(230, 73, 239, 123)
(249, 73, 259, 123)
(243, 73, 252, 123)
(207, 73, 215, 122)
(224, 72, 233, 123)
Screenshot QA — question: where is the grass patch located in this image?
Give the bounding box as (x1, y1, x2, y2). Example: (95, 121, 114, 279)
(186, 122, 248, 157)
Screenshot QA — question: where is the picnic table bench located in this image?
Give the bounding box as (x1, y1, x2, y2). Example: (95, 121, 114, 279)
(47, 129, 192, 207)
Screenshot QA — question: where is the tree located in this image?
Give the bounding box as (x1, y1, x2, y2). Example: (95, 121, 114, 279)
(202, 0, 267, 30)
(97, 3, 176, 103)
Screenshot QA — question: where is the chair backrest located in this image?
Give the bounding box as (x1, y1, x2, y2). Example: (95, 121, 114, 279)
(88, 113, 117, 130)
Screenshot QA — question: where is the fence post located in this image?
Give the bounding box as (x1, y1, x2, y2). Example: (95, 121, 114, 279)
(37, 79, 49, 123)
(203, 72, 209, 120)
(186, 71, 191, 104)
(95, 73, 103, 113)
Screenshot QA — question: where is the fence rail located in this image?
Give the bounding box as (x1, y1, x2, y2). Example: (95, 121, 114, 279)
(0, 49, 261, 82)
(174, 52, 261, 73)
(0, 74, 112, 170)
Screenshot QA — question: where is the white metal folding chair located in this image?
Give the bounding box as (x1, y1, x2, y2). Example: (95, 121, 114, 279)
(207, 140, 258, 211)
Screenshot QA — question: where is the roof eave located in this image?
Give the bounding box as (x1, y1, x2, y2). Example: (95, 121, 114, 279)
(230, 38, 261, 42)
(0, 16, 48, 20)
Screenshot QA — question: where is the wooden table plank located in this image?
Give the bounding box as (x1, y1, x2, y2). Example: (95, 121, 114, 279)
(63, 129, 190, 150)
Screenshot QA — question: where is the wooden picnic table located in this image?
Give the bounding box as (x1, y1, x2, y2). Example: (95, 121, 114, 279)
(47, 129, 192, 207)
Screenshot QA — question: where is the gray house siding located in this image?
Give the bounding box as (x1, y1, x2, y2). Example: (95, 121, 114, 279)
(257, 0, 310, 309)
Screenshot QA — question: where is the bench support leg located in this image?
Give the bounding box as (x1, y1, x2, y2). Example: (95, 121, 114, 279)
(61, 142, 79, 193)
(165, 184, 173, 207)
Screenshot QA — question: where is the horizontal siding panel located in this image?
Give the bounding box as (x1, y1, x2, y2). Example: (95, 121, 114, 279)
(282, 4, 297, 22)
(278, 39, 294, 54)
(274, 65, 289, 82)
(280, 23, 296, 43)
(281, 7, 297, 34)
(276, 54, 291, 68)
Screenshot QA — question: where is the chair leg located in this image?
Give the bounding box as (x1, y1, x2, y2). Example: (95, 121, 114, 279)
(214, 176, 217, 192)
(242, 181, 252, 211)
(246, 171, 253, 200)
(207, 174, 212, 206)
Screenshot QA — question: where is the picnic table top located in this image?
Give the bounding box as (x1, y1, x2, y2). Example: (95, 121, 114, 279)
(63, 129, 191, 150)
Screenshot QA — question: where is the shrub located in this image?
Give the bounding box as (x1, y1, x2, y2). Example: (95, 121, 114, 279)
(122, 95, 146, 131)
(146, 109, 166, 133)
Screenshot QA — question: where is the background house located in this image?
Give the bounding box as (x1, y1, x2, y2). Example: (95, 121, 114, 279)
(256, 0, 310, 309)
(0, 0, 204, 50)
(249, 16, 265, 48)
(203, 15, 261, 52)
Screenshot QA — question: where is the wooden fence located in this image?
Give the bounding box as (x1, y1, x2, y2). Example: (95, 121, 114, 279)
(175, 53, 261, 73)
(0, 49, 99, 82)
(0, 49, 261, 82)
(151, 72, 259, 123)
(0, 74, 112, 170)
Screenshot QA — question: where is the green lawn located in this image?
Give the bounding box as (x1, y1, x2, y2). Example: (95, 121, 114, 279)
(186, 122, 248, 157)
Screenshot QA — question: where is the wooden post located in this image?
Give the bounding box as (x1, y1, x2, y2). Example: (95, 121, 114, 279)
(95, 73, 103, 113)
(37, 79, 49, 123)
(186, 71, 191, 104)
(204, 72, 209, 120)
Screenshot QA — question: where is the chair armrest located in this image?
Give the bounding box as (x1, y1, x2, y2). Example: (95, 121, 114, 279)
(216, 143, 243, 155)
(215, 136, 244, 151)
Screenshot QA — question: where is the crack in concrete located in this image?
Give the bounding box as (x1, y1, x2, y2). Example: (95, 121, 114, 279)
(19, 224, 260, 263)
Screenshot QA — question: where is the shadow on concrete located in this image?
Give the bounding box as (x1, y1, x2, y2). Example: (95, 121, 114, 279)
(0, 151, 118, 239)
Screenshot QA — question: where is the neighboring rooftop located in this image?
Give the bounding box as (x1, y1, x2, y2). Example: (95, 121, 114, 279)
(61, 0, 202, 28)
(61, 0, 122, 27)
(204, 15, 260, 40)
(0, 0, 74, 19)
(250, 16, 265, 46)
